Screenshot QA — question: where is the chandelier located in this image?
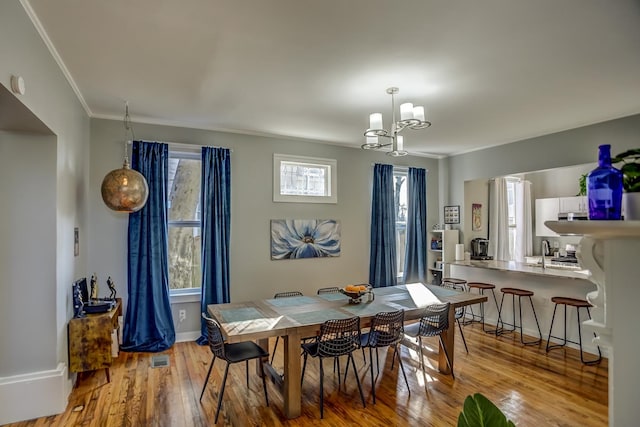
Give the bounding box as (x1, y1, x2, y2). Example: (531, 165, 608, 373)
(361, 87, 431, 156)
(100, 103, 149, 212)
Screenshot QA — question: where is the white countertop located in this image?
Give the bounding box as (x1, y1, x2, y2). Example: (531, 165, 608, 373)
(449, 259, 591, 280)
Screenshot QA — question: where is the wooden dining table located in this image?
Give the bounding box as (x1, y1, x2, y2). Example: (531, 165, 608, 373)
(207, 282, 487, 419)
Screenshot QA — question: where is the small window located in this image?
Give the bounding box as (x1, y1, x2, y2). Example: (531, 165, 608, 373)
(168, 151, 202, 294)
(273, 154, 337, 203)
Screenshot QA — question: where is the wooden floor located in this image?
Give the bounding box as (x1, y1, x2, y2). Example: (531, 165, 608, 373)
(7, 324, 608, 427)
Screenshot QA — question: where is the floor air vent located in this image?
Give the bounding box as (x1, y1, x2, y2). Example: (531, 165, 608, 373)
(151, 354, 170, 368)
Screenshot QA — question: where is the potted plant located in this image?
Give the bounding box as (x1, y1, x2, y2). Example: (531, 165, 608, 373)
(612, 148, 640, 220)
(458, 393, 516, 427)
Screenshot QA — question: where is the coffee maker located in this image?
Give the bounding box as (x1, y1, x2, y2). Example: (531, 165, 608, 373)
(470, 238, 493, 260)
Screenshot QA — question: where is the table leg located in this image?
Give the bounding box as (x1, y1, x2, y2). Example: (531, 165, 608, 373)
(439, 306, 456, 374)
(283, 332, 302, 418)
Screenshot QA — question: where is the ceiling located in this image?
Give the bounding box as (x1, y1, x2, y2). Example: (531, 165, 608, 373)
(25, 0, 640, 157)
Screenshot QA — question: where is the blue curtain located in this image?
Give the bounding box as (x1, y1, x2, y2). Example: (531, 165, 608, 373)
(403, 167, 427, 284)
(197, 147, 231, 345)
(369, 163, 397, 288)
(122, 141, 175, 352)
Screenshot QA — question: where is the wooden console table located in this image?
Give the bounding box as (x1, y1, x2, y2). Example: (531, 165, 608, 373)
(68, 298, 122, 382)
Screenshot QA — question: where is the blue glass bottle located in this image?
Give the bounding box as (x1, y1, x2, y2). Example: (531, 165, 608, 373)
(587, 144, 623, 220)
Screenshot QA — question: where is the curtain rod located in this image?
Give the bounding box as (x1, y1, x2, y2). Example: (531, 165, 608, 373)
(126, 140, 233, 152)
(370, 163, 429, 172)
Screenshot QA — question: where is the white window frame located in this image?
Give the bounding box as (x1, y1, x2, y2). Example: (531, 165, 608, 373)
(168, 149, 202, 298)
(273, 153, 337, 203)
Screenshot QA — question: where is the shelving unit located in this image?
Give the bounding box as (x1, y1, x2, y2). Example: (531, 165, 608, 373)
(427, 229, 459, 285)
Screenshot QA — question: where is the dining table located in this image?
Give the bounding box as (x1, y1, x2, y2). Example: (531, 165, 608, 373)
(207, 282, 487, 419)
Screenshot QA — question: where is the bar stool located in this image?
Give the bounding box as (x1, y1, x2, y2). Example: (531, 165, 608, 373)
(441, 278, 469, 353)
(546, 297, 602, 365)
(496, 287, 542, 345)
(465, 282, 502, 334)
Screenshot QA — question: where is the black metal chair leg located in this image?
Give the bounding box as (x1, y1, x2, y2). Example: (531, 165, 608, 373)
(579, 307, 603, 365)
(520, 296, 541, 345)
(546, 303, 560, 352)
(214, 363, 230, 424)
(418, 336, 425, 373)
(350, 353, 366, 409)
(457, 319, 469, 353)
(270, 336, 279, 365)
(390, 344, 398, 371)
(260, 361, 269, 406)
(301, 352, 308, 386)
(369, 347, 376, 403)
(394, 344, 410, 393)
(319, 358, 325, 419)
(200, 356, 216, 401)
(245, 360, 249, 387)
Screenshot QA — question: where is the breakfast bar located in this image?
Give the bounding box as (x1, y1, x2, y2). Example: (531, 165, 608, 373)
(449, 259, 600, 355)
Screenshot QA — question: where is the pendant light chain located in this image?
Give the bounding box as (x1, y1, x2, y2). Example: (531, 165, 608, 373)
(123, 102, 136, 166)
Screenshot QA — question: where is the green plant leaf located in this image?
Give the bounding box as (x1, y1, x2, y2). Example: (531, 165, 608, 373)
(612, 149, 640, 193)
(577, 173, 587, 196)
(458, 393, 516, 427)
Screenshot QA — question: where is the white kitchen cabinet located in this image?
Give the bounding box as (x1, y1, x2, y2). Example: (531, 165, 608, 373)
(559, 196, 587, 214)
(536, 196, 588, 236)
(535, 198, 560, 236)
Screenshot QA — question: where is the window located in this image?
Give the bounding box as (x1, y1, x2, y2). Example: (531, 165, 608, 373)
(506, 177, 519, 260)
(394, 168, 408, 279)
(168, 151, 201, 294)
(273, 154, 337, 203)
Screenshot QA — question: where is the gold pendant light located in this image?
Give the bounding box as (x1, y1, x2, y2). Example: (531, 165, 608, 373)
(100, 103, 149, 212)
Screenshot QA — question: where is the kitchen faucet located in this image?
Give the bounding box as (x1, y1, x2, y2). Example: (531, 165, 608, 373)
(541, 240, 550, 269)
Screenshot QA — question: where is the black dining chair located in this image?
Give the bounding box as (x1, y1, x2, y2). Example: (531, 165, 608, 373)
(360, 310, 409, 404)
(301, 316, 366, 419)
(317, 286, 340, 295)
(270, 291, 304, 365)
(200, 314, 269, 424)
(403, 302, 455, 379)
(440, 280, 469, 353)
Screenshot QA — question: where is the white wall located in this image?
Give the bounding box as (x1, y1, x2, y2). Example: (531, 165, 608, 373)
(88, 118, 441, 335)
(0, 1, 90, 423)
(0, 132, 56, 372)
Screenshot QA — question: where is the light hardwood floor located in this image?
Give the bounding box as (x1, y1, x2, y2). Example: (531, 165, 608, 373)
(6, 324, 608, 426)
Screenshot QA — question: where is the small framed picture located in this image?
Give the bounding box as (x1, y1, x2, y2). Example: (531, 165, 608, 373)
(444, 205, 460, 224)
(472, 203, 482, 231)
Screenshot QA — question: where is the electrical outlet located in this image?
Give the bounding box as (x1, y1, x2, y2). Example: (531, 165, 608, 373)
(178, 309, 186, 322)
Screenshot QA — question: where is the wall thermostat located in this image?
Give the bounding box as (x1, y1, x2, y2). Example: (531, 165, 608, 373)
(10, 75, 25, 95)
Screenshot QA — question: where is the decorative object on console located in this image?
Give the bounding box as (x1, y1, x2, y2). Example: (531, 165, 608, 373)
(72, 281, 85, 318)
(100, 102, 149, 213)
(90, 273, 98, 300)
(612, 148, 640, 220)
(587, 144, 623, 220)
(270, 219, 341, 260)
(361, 87, 431, 157)
(107, 276, 117, 300)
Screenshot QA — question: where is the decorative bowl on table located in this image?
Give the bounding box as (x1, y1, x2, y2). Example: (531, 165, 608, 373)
(339, 284, 374, 304)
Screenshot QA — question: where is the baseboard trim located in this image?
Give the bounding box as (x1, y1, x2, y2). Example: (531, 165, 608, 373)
(0, 363, 69, 425)
(176, 331, 201, 343)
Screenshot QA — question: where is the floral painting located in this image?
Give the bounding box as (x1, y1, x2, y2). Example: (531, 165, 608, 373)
(270, 219, 341, 260)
